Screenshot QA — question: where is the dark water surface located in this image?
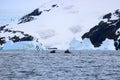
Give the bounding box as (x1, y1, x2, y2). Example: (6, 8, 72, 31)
(0, 50, 120, 80)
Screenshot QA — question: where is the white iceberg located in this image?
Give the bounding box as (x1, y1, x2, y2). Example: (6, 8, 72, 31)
(2, 40, 45, 50)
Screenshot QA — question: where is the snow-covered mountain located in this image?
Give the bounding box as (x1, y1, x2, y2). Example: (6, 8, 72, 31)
(82, 9, 120, 50)
(0, 0, 120, 50)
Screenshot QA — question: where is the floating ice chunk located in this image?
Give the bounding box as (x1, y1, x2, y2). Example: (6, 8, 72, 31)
(2, 40, 45, 50)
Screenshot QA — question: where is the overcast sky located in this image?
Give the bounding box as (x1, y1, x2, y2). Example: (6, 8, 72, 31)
(0, 0, 52, 17)
(0, 0, 120, 25)
(0, 0, 120, 14)
(0, 0, 43, 10)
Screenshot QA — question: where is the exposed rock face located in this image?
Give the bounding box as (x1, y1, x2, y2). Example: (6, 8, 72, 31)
(0, 24, 9, 46)
(0, 37, 6, 46)
(82, 9, 120, 50)
(18, 8, 42, 24)
(52, 4, 59, 8)
(0, 24, 34, 46)
(18, 4, 59, 24)
(10, 35, 33, 43)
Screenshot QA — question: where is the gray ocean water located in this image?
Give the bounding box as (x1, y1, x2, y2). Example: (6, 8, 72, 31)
(0, 50, 120, 80)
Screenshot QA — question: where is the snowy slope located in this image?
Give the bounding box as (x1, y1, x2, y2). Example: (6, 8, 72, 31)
(1, 0, 120, 50)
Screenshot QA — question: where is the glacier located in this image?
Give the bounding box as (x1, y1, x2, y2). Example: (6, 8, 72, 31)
(69, 38, 94, 50)
(2, 40, 45, 50)
(69, 38, 115, 50)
